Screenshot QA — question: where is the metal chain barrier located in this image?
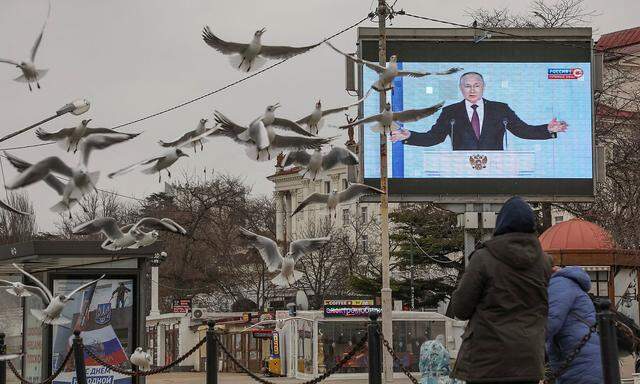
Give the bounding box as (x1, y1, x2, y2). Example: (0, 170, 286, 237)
(377, 330, 420, 384)
(7, 348, 74, 384)
(543, 323, 598, 383)
(613, 318, 640, 350)
(84, 337, 206, 377)
(213, 331, 368, 384)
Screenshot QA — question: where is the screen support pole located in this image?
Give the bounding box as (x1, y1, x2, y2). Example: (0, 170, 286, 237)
(376, 1, 393, 383)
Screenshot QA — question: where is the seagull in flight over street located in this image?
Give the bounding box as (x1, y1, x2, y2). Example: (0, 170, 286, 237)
(326, 42, 463, 92)
(295, 92, 371, 135)
(340, 102, 444, 135)
(0, 1, 51, 91)
(283, 147, 359, 181)
(36, 119, 139, 154)
(212, 111, 334, 161)
(72, 217, 187, 251)
(13, 263, 104, 325)
(108, 148, 190, 182)
(292, 182, 384, 217)
(238, 227, 330, 287)
(159, 118, 212, 152)
(202, 26, 320, 72)
(4, 154, 100, 214)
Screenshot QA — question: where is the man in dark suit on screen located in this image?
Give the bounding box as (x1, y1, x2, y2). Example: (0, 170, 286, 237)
(390, 72, 568, 150)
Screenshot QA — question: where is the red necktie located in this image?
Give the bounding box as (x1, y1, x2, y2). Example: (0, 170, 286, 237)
(471, 104, 480, 139)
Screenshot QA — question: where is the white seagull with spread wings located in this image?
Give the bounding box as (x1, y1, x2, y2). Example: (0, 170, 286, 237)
(0, 2, 50, 91)
(292, 182, 384, 217)
(295, 92, 370, 135)
(72, 217, 187, 251)
(202, 26, 320, 72)
(35, 119, 139, 155)
(159, 118, 212, 152)
(238, 227, 330, 287)
(212, 111, 334, 162)
(108, 148, 189, 182)
(13, 263, 104, 325)
(283, 147, 358, 181)
(326, 42, 463, 92)
(4, 154, 100, 214)
(339, 102, 444, 135)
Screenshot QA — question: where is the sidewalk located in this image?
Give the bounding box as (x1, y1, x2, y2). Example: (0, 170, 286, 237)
(146, 372, 416, 384)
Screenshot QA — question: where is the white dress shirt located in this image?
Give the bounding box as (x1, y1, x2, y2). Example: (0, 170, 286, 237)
(465, 99, 484, 134)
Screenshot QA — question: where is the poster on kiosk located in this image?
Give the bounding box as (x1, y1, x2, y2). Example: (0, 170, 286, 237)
(51, 279, 134, 384)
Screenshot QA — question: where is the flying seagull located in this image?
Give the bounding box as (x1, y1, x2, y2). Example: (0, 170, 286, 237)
(326, 42, 463, 92)
(0, 2, 50, 91)
(202, 26, 320, 72)
(292, 183, 384, 217)
(4, 154, 99, 213)
(0, 279, 45, 298)
(159, 118, 212, 152)
(259, 103, 314, 137)
(72, 217, 187, 251)
(13, 263, 104, 325)
(130, 347, 152, 370)
(4, 153, 81, 213)
(339, 101, 444, 134)
(35, 119, 139, 154)
(212, 111, 334, 161)
(108, 148, 189, 182)
(78, 133, 141, 166)
(295, 92, 371, 135)
(238, 227, 330, 287)
(283, 147, 358, 181)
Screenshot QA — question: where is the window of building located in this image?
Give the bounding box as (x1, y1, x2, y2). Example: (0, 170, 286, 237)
(361, 234, 368, 250)
(342, 208, 350, 226)
(361, 206, 368, 223)
(342, 179, 349, 190)
(324, 181, 331, 194)
(587, 270, 609, 298)
(554, 216, 564, 223)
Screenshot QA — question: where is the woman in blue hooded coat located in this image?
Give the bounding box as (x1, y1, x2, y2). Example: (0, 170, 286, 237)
(547, 266, 603, 383)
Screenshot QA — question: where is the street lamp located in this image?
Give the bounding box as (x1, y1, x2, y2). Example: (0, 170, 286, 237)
(149, 251, 167, 317)
(0, 98, 91, 143)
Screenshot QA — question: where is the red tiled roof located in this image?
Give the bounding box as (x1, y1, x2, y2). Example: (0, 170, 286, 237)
(539, 218, 614, 251)
(596, 27, 640, 50)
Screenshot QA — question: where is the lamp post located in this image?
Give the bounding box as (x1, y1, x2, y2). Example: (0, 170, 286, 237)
(149, 251, 167, 317)
(0, 98, 90, 143)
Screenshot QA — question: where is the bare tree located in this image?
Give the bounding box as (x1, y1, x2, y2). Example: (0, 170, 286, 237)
(466, 0, 599, 28)
(56, 190, 140, 238)
(0, 191, 37, 244)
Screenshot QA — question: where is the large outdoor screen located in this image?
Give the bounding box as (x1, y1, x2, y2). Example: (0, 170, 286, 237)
(359, 38, 594, 198)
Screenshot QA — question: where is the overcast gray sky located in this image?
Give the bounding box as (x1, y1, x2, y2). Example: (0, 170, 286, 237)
(0, 0, 638, 231)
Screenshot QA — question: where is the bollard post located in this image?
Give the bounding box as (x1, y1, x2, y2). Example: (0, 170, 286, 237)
(368, 313, 382, 384)
(206, 321, 217, 384)
(73, 331, 88, 384)
(596, 299, 621, 384)
(0, 333, 6, 384)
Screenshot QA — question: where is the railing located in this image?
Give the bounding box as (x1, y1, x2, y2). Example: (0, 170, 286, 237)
(0, 301, 624, 384)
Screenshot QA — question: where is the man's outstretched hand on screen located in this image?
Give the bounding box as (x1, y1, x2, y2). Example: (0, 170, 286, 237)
(390, 128, 411, 143)
(547, 118, 568, 133)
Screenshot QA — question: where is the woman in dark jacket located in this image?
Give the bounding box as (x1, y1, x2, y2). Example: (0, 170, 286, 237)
(450, 196, 553, 383)
(547, 266, 603, 383)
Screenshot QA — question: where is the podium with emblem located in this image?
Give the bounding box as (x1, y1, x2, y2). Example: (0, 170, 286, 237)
(422, 150, 536, 177)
